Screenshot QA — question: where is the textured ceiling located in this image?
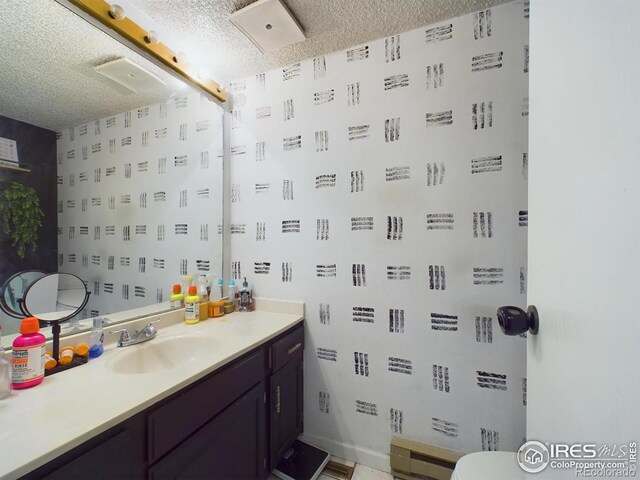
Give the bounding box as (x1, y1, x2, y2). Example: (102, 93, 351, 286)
(0, 0, 188, 131)
(128, 0, 511, 87)
(2, 0, 510, 131)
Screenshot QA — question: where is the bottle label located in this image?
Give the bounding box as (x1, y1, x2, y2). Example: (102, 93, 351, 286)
(170, 300, 184, 308)
(12, 344, 45, 384)
(185, 301, 200, 320)
(240, 291, 251, 308)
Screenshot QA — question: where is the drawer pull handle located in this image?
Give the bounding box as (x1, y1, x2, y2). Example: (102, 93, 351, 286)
(276, 386, 281, 414)
(288, 342, 302, 355)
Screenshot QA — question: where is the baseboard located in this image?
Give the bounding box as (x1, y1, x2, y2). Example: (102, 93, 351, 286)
(299, 433, 391, 473)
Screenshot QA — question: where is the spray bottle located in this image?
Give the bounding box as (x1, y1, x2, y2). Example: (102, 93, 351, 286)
(197, 276, 209, 320)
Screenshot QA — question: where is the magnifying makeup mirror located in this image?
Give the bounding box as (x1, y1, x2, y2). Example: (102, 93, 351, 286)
(23, 273, 89, 322)
(21, 273, 90, 375)
(0, 270, 47, 319)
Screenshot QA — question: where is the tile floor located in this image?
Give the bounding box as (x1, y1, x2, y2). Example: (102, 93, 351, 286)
(349, 463, 394, 480)
(269, 456, 394, 480)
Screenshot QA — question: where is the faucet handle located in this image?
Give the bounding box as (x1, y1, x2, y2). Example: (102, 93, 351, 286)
(142, 319, 161, 335)
(111, 328, 131, 343)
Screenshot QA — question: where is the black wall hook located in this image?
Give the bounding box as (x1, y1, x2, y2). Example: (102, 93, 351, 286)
(497, 305, 539, 335)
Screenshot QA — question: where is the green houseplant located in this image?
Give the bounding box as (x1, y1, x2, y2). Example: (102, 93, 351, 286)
(0, 182, 44, 259)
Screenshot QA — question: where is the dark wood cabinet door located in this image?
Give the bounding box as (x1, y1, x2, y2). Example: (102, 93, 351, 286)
(148, 349, 265, 464)
(270, 356, 304, 468)
(148, 381, 267, 480)
(23, 416, 146, 480)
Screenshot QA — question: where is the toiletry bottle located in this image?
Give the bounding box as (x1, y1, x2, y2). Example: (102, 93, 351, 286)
(228, 280, 237, 309)
(170, 284, 185, 308)
(181, 275, 193, 300)
(0, 326, 11, 399)
(11, 317, 45, 390)
(185, 285, 200, 324)
(198, 276, 209, 320)
(223, 298, 236, 314)
(205, 273, 213, 299)
(238, 277, 252, 312)
(217, 278, 224, 300)
(209, 299, 225, 318)
(89, 317, 104, 359)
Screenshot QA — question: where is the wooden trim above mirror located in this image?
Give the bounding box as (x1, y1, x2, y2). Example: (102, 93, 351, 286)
(58, 0, 227, 104)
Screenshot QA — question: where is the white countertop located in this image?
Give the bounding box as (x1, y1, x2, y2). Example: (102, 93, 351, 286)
(0, 300, 304, 480)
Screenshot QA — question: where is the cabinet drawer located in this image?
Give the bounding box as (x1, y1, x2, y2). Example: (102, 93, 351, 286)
(148, 349, 265, 464)
(271, 325, 304, 372)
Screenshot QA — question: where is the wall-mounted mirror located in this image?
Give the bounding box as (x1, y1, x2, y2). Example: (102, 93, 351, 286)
(0, 1, 224, 346)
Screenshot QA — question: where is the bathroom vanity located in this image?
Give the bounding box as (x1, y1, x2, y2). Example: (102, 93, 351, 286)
(0, 301, 304, 480)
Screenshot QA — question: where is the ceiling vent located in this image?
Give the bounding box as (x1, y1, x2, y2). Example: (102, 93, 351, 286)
(94, 57, 166, 94)
(229, 0, 305, 53)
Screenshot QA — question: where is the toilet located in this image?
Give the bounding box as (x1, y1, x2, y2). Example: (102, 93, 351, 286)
(451, 451, 524, 479)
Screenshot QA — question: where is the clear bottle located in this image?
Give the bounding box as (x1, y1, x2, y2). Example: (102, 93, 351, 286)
(0, 325, 11, 399)
(89, 317, 105, 359)
(184, 285, 200, 324)
(217, 278, 224, 301)
(197, 276, 209, 320)
(181, 275, 193, 299)
(228, 280, 237, 309)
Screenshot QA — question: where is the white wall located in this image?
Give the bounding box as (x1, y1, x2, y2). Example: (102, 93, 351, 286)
(57, 93, 223, 317)
(529, 0, 640, 466)
(229, 1, 529, 469)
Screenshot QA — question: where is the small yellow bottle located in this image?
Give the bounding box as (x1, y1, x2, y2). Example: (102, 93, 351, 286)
(170, 284, 185, 308)
(184, 285, 200, 324)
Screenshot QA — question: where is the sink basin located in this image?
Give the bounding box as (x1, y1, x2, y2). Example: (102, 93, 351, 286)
(105, 333, 217, 374)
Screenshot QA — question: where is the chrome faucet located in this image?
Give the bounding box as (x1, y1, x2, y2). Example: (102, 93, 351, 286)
(112, 319, 160, 347)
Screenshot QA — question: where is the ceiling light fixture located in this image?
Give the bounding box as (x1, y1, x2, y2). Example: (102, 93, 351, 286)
(107, 3, 125, 20)
(56, 0, 226, 103)
(144, 30, 159, 44)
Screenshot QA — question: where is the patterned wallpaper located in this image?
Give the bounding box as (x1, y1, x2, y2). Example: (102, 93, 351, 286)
(57, 93, 224, 318)
(229, 0, 529, 465)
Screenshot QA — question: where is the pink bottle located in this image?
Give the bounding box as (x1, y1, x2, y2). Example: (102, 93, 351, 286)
(12, 317, 45, 389)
